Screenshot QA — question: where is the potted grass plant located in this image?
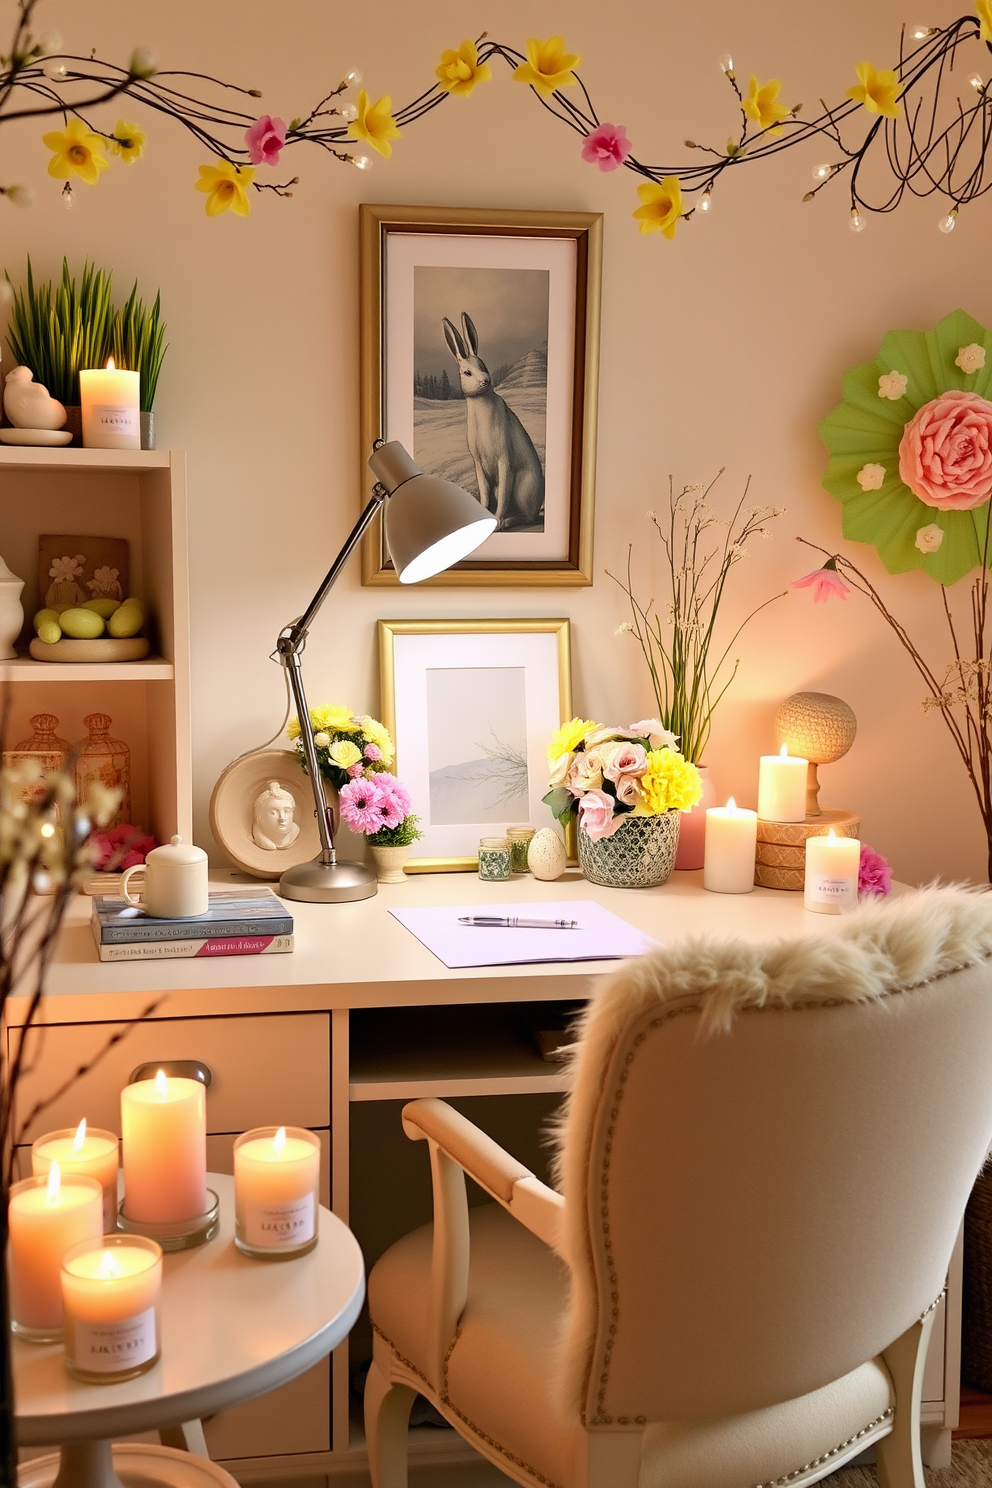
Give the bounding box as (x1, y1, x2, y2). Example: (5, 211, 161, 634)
(4, 259, 114, 443)
(111, 283, 168, 449)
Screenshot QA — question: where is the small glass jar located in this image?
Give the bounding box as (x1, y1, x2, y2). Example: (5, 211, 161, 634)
(61, 1234, 162, 1383)
(234, 1126, 321, 1260)
(478, 836, 511, 881)
(507, 826, 536, 874)
(8, 1172, 103, 1342)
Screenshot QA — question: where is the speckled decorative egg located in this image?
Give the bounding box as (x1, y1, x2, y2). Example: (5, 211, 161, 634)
(528, 827, 567, 881)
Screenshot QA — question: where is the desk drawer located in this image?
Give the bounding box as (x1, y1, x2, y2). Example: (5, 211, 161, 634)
(9, 1013, 330, 1139)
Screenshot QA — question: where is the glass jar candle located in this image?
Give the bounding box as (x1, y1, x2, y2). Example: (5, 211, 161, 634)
(8, 1169, 103, 1341)
(234, 1126, 321, 1260)
(61, 1234, 162, 1383)
(32, 1121, 119, 1234)
(478, 836, 511, 881)
(507, 826, 535, 874)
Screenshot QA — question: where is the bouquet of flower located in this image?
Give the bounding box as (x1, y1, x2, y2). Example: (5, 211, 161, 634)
(543, 717, 703, 841)
(338, 772, 423, 848)
(287, 704, 394, 791)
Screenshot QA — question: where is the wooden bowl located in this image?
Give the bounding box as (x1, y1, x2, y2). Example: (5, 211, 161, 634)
(28, 636, 150, 662)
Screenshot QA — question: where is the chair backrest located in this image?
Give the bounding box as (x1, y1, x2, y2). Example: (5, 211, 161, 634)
(554, 888, 992, 1426)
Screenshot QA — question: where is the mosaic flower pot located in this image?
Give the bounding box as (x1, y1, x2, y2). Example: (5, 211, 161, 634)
(577, 810, 681, 889)
(369, 844, 410, 884)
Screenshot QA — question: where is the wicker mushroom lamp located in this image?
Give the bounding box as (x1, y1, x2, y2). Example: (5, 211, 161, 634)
(754, 691, 859, 891)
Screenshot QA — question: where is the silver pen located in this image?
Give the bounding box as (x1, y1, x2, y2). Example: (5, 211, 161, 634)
(458, 915, 579, 929)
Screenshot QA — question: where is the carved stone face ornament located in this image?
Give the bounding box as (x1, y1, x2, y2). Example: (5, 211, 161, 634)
(252, 781, 300, 850)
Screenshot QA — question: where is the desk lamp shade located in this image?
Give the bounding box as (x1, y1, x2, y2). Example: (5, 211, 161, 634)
(369, 442, 496, 582)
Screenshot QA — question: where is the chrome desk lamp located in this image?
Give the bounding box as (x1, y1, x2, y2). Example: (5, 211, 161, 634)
(275, 441, 495, 904)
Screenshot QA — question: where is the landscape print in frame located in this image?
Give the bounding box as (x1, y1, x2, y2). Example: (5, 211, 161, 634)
(360, 205, 601, 586)
(377, 618, 571, 871)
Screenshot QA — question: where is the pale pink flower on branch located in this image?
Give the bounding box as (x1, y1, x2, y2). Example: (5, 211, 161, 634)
(245, 114, 287, 166)
(577, 788, 622, 840)
(791, 561, 851, 603)
(580, 122, 632, 171)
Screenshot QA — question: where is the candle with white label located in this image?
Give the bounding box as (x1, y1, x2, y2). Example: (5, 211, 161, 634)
(61, 1234, 162, 1383)
(234, 1125, 320, 1259)
(804, 829, 861, 915)
(8, 1165, 103, 1340)
(757, 743, 809, 823)
(703, 797, 758, 894)
(79, 358, 140, 450)
(121, 1071, 207, 1225)
(33, 1119, 119, 1233)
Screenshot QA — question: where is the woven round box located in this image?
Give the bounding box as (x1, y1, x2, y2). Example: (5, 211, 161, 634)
(754, 809, 860, 891)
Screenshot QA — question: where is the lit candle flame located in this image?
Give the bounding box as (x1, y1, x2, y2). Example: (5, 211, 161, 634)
(273, 1126, 286, 1156)
(106, 356, 116, 371)
(100, 1249, 120, 1280)
(47, 1159, 61, 1202)
(154, 1069, 169, 1099)
(779, 743, 789, 758)
(827, 828, 837, 841)
(73, 1117, 87, 1153)
(726, 796, 737, 812)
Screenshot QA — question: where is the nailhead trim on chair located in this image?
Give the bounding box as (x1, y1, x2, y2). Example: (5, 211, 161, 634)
(753, 1407, 894, 1488)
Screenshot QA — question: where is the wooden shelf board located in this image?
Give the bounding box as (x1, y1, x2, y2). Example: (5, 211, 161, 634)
(0, 654, 173, 681)
(350, 1072, 570, 1101)
(0, 447, 170, 473)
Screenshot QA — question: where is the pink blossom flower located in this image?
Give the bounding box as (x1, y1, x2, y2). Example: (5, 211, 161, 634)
(347, 761, 365, 778)
(858, 843, 892, 897)
(244, 114, 287, 166)
(603, 742, 647, 782)
(629, 719, 679, 751)
(339, 777, 388, 835)
(363, 743, 382, 760)
(577, 788, 622, 840)
(613, 773, 644, 806)
(581, 122, 632, 172)
(898, 390, 992, 510)
(791, 560, 850, 603)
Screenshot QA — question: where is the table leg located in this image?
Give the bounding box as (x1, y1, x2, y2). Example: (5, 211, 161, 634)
(158, 1423, 208, 1457)
(50, 1441, 124, 1488)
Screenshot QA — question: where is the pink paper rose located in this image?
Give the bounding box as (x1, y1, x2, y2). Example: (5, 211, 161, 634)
(603, 742, 647, 782)
(580, 122, 632, 172)
(566, 752, 603, 795)
(898, 389, 992, 510)
(244, 114, 287, 166)
(613, 772, 643, 806)
(577, 788, 622, 840)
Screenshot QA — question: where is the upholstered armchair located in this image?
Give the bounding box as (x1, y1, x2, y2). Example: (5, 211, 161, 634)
(365, 887, 992, 1488)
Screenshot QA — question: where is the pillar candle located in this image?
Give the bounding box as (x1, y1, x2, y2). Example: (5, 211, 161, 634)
(8, 1166, 103, 1338)
(61, 1235, 162, 1382)
(703, 797, 758, 894)
(79, 359, 140, 450)
(121, 1071, 207, 1224)
(32, 1119, 119, 1233)
(234, 1126, 320, 1257)
(804, 829, 861, 915)
(757, 744, 809, 823)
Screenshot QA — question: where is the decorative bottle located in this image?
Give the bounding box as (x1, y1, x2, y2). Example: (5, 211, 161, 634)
(73, 714, 131, 825)
(0, 555, 25, 660)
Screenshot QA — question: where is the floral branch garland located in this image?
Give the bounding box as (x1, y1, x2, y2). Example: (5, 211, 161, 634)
(4, 5, 992, 228)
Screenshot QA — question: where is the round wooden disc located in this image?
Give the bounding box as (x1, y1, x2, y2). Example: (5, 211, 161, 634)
(756, 808, 860, 847)
(209, 748, 337, 880)
(29, 636, 150, 662)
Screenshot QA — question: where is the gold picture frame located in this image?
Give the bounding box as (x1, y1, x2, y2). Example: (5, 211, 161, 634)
(360, 204, 602, 587)
(378, 617, 572, 872)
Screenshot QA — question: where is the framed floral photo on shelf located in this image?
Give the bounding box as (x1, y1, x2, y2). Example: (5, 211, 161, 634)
(377, 618, 571, 870)
(360, 204, 602, 587)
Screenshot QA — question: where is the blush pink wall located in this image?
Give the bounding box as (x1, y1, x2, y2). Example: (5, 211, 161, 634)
(0, 0, 987, 884)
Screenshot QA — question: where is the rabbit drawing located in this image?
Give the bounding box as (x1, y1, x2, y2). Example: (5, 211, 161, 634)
(442, 312, 544, 531)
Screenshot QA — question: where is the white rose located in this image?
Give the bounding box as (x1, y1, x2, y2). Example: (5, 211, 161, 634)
(955, 343, 986, 375)
(548, 752, 572, 787)
(914, 523, 944, 554)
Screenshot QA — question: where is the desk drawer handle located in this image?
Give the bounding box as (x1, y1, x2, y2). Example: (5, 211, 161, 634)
(129, 1060, 212, 1088)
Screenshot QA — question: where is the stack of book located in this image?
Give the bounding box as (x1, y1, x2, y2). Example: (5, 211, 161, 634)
(90, 888, 294, 962)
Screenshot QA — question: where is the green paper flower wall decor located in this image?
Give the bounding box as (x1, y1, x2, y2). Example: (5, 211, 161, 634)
(819, 309, 992, 585)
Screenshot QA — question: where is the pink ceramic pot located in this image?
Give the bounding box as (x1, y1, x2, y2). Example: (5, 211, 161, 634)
(674, 763, 717, 872)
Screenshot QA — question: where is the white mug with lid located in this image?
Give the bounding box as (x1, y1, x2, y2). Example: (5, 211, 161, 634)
(119, 835, 209, 919)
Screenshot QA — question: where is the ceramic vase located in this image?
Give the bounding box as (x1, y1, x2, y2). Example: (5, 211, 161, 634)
(577, 810, 681, 889)
(140, 411, 155, 451)
(674, 763, 717, 872)
(0, 556, 25, 660)
(73, 714, 131, 825)
(370, 844, 411, 884)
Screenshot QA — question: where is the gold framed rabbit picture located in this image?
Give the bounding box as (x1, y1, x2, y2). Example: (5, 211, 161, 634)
(359, 204, 602, 586)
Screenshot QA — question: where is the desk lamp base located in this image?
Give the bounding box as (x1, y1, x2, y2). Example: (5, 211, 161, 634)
(279, 856, 378, 903)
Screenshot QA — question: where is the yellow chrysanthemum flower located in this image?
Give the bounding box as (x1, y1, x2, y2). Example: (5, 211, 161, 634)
(742, 76, 790, 137)
(846, 61, 902, 119)
(633, 177, 683, 240)
(513, 36, 581, 99)
(547, 718, 599, 765)
(42, 118, 109, 185)
(194, 159, 254, 217)
(637, 750, 702, 815)
(347, 91, 401, 159)
(110, 120, 147, 164)
(356, 715, 395, 765)
(435, 39, 492, 97)
(977, 1, 992, 43)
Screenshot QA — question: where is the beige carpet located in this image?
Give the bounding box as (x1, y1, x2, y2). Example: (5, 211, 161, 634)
(822, 1439, 992, 1485)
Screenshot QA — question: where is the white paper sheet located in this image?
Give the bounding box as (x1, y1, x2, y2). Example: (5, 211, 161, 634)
(389, 900, 657, 969)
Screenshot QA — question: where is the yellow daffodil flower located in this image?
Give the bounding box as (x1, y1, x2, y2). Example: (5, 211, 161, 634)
(42, 118, 109, 185)
(110, 120, 147, 164)
(977, 0, 992, 42)
(846, 61, 902, 118)
(633, 177, 683, 240)
(435, 39, 492, 97)
(347, 91, 401, 159)
(742, 76, 790, 137)
(513, 36, 581, 99)
(194, 159, 255, 217)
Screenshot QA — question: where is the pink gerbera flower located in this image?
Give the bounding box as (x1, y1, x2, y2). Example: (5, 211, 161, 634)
(580, 121, 632, 172)
(339, 777, 388, 834)
(791, 557, 851, 603)
(371, 772, 412, 829)
(244, 114, 287, 166)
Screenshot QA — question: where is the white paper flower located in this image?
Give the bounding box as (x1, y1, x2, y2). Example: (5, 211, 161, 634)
(914, 523, 944, 554)
(955, 343, 987, 374)
(878, 371, 908, 400)
(857, 462, 886, 491)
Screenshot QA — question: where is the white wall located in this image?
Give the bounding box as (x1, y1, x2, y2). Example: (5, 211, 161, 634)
(1, 0, 987, 885)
